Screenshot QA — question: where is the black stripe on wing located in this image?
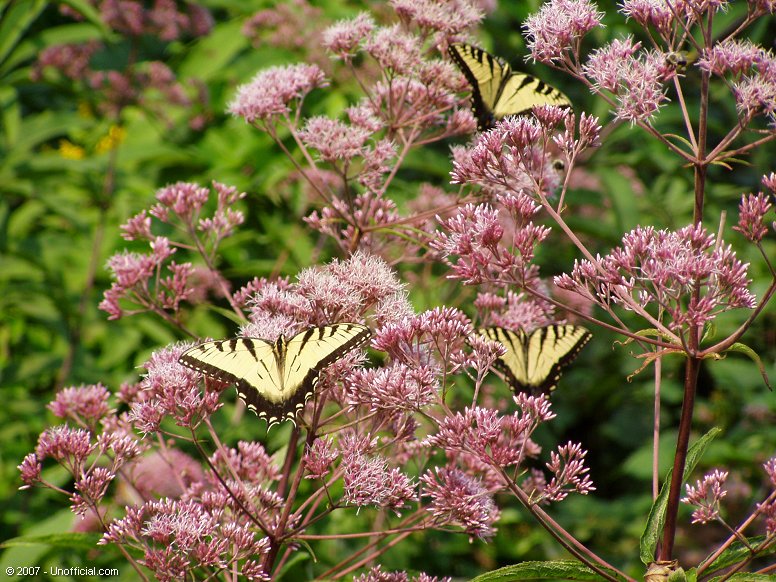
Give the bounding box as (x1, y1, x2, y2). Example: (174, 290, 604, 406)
(532, 325, 592, 395)
(448, 43, 506, 130)
(483, 327, 533, 395)
(178, 337, 269, 386)
(476, 325, 591, 396)
(179, 324, 371, 427)
(271, 323, 371, 425)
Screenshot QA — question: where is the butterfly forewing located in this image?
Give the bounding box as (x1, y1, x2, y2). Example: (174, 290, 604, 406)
(179, 338, 277, 389)
(178, 323, 371, 426)
(281, 323, 372, 395)
(449, 43, 511, 129)
(479, 326, 529, 390)
(477, 325, 591, 395)
(448, 42, 571, 130)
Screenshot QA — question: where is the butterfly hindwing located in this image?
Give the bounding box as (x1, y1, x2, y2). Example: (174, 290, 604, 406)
(448, 42, 571, 130)
(478, 325, 591, 395)
(280, 323, 372, 402)
(494, 73, 571, 118)
(179, 323, 371, 426)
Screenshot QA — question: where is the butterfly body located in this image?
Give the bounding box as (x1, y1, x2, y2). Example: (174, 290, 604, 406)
(478, 325, 591, 395)
(448, 43, 571, 130)
(179, 323, 371, 426)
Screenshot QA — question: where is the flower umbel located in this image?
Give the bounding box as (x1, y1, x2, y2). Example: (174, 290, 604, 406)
(228, 63, 328, 123)
(682, 470, 729, 524)
(421, 467, 500, 540)
(555, 224, 756, 334)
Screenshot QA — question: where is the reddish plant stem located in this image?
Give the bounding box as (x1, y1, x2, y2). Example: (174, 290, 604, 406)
(658, 11, 713, 562)
(277, 425, 300, 499)
(263, 400, 328, 576)
(658, 355, 700, 561)
(499, 468, 632, 582)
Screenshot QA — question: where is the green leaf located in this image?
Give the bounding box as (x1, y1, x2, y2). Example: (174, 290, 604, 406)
(0, 532, 102, 550)
(1, 111, 91, 169)
(600, 167, 640, 233)
(178, 20, 248, 81)
(273, 551, 311, 579)
(724, 342, 772, 390)
(470, 560, 623, 581)
(56, 0, 112, 36)
(0, 0, 45, 66)
(708, 575, 774, 582)
(207, 304, 250, 327)
(639, 427, 722, 564)
(699, 536, 775, 576)
(0, 85, 20, 146)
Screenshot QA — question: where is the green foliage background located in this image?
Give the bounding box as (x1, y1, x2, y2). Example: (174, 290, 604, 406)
(0, 0, 774, 579)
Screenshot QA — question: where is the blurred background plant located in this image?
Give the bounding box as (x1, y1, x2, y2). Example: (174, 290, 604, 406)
(1, 0, 774, 580)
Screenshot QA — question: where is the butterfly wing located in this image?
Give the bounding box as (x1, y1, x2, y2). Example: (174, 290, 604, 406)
(478, 325, 591, 395)
(278, 323, 371, 422)
(448, 43, 512, 130)
(478, 326, 531, 392)
(493, 73, 571, 118)
(449, 42, 571, 130)
(179, 337, 286, 421)
(179, 323, 371, 426)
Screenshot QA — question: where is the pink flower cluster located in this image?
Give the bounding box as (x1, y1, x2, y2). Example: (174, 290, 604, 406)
(242, 0, 323, 51)
(230, 0, 483, 257)
(758, 457, 776, 535)
(342, 448, 416, 513)
(391, 0, 484, 35)
(543, 441, 596, 501)
(682, 469, 729, 523)
(34, 3, 211, 121)
(555, 224, 756, 333)
(128, 343, 224, 433)
(450, 106, 588, 198)
(322, 13, 376, 59)
(473, 290, 555, 331)
(99, 237, 194, 320)
(371, 306, 471, 369)
(354, 565, 450, 582)
(523, 0, 604, 64)
(421, 466, 500, 540)
(60, 0, 213, 40)
(734, 187, 773, 244)
(242, 251, 410, 340)
(19, 386, 145, 515)
(228, 64, 329, 123)
(583, 38, 674, 123)
(299, 116, 374, 163)
(101, 498, 270, 581)
(103, 181, 245, 320)
(425, 402, 554, 471)
(621, 0, 727, 35)
(698, 39, 776, 120)
(433, 200, 550, 286)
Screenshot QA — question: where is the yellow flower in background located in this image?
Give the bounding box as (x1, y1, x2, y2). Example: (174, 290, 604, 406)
(77, 101, 93, 118)
(95, 125, 126, 153)
(58, 139, 85, 160)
